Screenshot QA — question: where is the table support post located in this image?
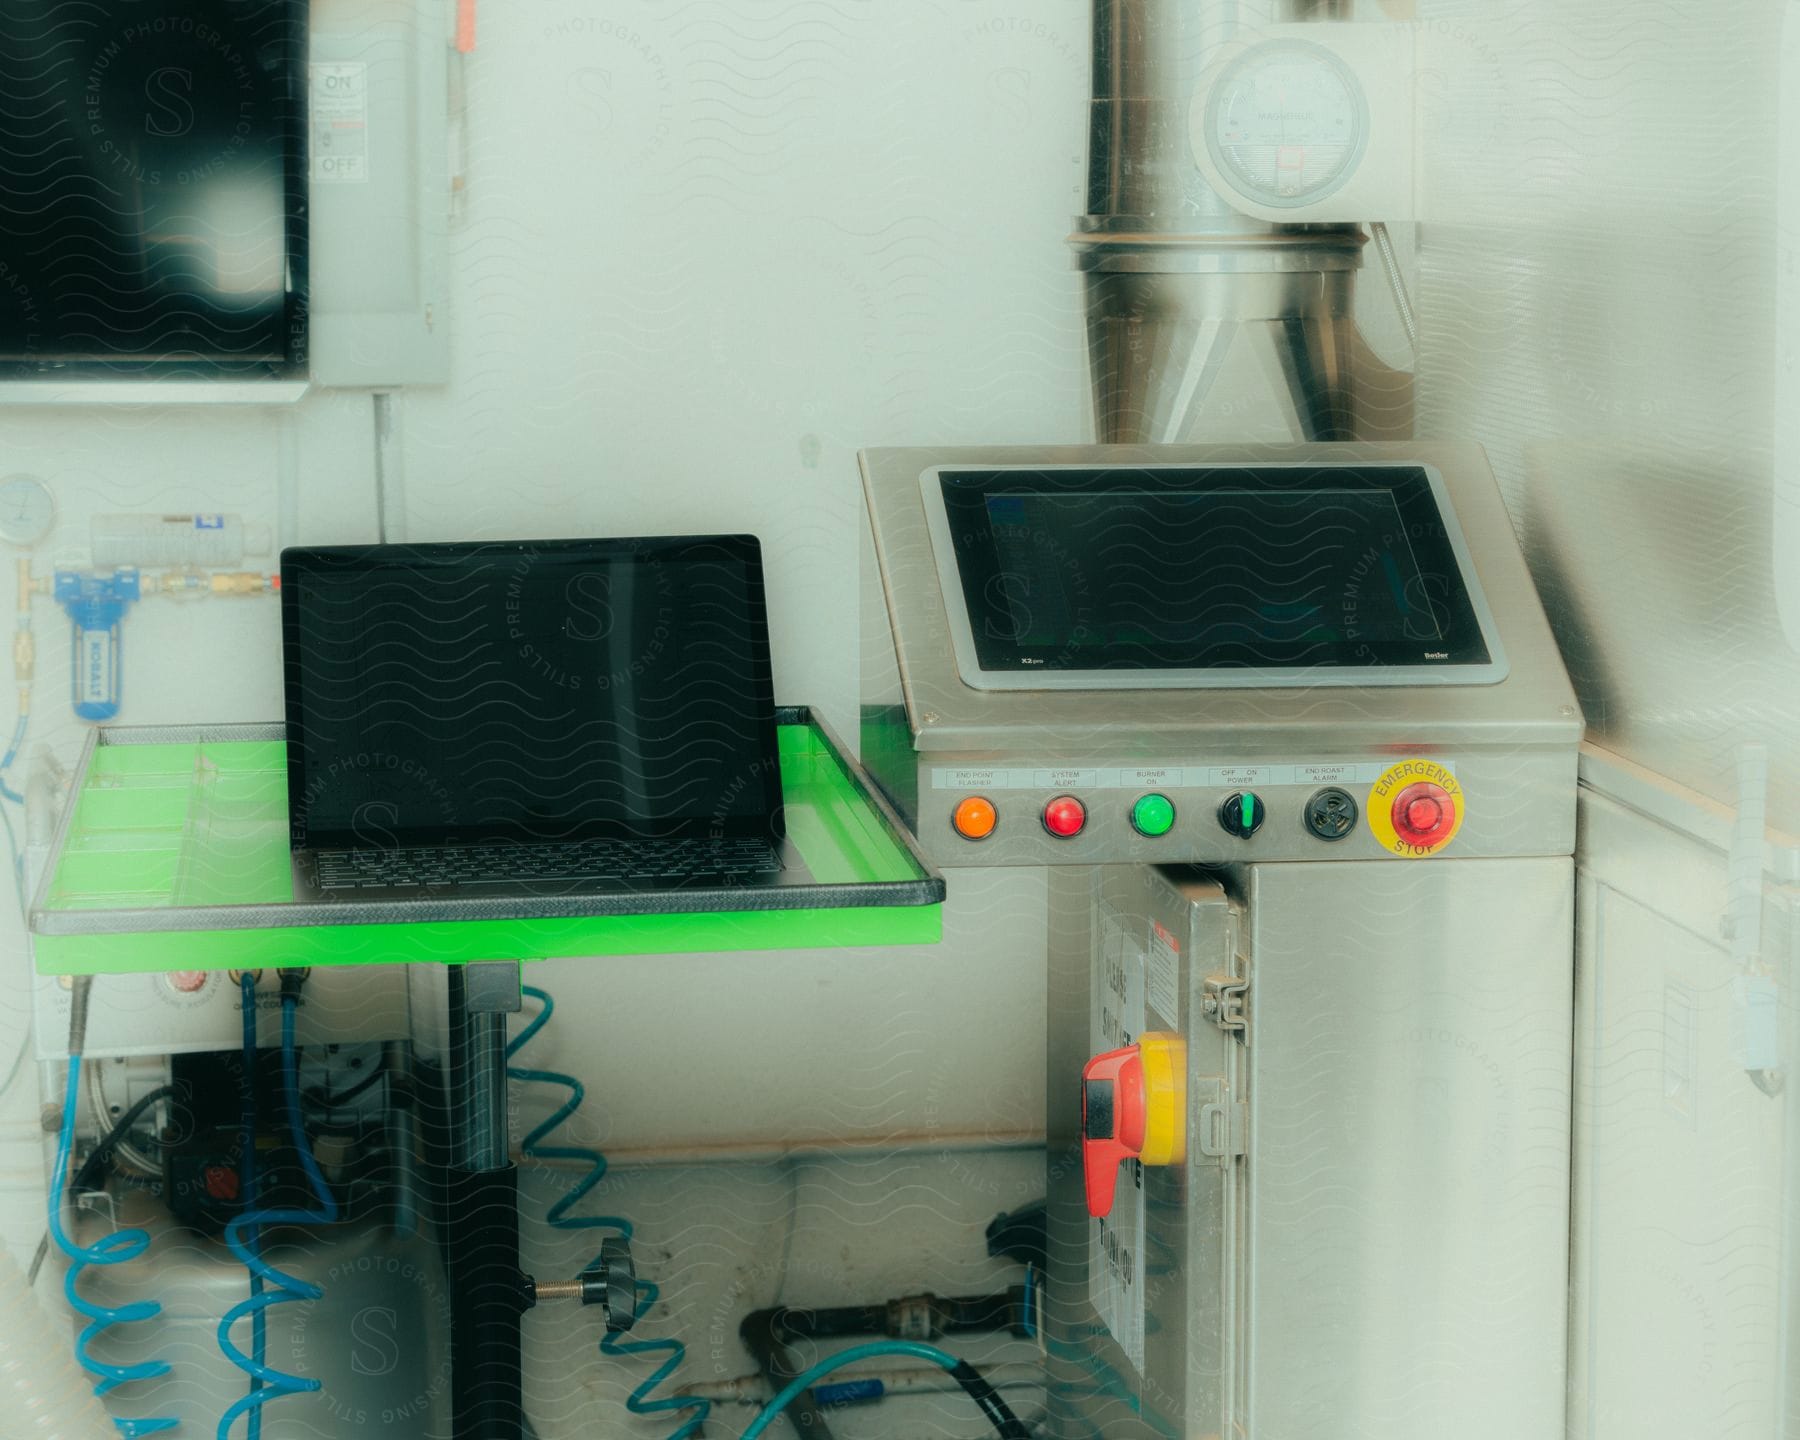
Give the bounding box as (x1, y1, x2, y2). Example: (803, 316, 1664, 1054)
(446, 961, 527, 1440)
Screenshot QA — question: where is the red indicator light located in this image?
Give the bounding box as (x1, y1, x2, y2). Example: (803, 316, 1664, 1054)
(1042, 796, 1087, 838)
(1391, 781, 1455, 848)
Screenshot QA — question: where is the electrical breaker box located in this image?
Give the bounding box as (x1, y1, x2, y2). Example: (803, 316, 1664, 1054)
(308, 0, 451, 387)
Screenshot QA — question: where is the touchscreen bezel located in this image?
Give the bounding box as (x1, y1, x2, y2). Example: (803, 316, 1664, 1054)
(919, 462, 1510, 691)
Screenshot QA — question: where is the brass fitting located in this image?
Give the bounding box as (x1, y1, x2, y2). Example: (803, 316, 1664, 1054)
(211, 572, 274, 596)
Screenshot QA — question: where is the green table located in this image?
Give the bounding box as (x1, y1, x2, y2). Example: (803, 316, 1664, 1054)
(31, 709, 943, 975)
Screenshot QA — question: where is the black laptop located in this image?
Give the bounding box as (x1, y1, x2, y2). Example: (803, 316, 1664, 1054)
(281, 535, 798, 902)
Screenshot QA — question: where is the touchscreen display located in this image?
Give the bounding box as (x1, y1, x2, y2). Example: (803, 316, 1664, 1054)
(938, 466, 1491, 673)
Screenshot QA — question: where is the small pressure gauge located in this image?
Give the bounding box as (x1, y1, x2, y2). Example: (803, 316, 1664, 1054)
(0, 473, 54, 548)
(1200, 38, 1370, 208)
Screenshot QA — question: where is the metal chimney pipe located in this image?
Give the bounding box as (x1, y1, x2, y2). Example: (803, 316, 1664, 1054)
(1073, 0, 1367, 444)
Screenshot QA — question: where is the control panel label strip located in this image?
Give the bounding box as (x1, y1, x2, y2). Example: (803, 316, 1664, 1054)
(932, 760, 1457, 790)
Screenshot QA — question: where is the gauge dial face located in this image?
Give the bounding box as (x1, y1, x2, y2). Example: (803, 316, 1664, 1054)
(1204, 40, 1369, 207)
(0, 473, 53, 547)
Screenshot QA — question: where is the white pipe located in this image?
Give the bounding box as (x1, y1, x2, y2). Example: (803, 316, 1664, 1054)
(1779, 892, 1799, 1439)
(1728, 744, 1769, 972)
(373, 391, 405, 543)
(0, 1239, 116, 1438)
(276, 409, 300, 553)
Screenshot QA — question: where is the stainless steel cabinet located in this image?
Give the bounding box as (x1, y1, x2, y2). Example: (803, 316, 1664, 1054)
(1048, 859, 1574, 1440)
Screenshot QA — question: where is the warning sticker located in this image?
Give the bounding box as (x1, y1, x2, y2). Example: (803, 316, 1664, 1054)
(1147, 921, 1180, 1027)
(1091, 908, 1147, 1373)
(310, 63, 370, 184)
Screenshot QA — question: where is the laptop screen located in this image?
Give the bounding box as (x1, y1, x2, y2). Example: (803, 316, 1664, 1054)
(281, 536, 782, 850)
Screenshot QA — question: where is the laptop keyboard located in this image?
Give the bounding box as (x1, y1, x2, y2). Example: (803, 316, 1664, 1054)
(313, 837, 781, 891)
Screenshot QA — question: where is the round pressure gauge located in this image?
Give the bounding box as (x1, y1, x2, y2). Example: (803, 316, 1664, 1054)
(1201, 39, 1370, 208)
(0, 473, 54, 548)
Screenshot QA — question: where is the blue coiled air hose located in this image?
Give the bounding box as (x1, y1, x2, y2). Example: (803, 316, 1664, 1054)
(506, 985, 710, 1440)
(216, 992, 339, 1439)
(47, 1051, 180, 1438)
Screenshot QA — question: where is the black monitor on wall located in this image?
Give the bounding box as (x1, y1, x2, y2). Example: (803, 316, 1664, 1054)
(0, 0, 308, 381)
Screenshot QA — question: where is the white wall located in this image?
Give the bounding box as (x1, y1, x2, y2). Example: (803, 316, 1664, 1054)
(398, 0, 1103, 1151)
(1571, 769, 1795, 1440)
(1413, 0, 1800, 826)
(4, 0, 1107, 1155)
(1404, 6, 1800, 1437)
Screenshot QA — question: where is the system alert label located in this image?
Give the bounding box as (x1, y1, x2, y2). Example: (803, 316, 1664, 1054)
(1368, 758, 1465, 857)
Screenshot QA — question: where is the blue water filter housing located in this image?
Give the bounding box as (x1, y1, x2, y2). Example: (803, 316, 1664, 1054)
(54, 569, 140, 722)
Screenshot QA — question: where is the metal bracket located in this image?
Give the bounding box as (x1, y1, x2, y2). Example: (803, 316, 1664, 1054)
(1200, 973, 1249, 1043)
(1193, 1077, 1247, 1162)
(464, 959, 522, 1013)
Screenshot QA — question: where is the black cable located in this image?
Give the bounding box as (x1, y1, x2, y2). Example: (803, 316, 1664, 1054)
(948, 1361, 1031, 1440)
(305, 1063, 386, 1111)
(71, 1083, 179, 1194)
(25, 1230, 48, 1287)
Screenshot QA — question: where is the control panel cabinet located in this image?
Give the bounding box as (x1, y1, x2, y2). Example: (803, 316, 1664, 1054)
(1047, 860, 1575, 1440)
(1047, 866, 1244, 1439)
(865, 441, 1582, 1440)
(859, 442, 1582, 872)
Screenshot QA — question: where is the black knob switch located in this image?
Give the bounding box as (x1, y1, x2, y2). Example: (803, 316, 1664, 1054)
(1218, 792, 1266, 839)
(580, 1237, 639, 1334)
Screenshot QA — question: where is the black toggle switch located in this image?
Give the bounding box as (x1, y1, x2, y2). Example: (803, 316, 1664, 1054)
(1218, 792, 1266, 839)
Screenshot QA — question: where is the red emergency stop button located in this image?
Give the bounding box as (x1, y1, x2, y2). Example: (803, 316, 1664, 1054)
(1392, 781, 1455, 848)
(1042, 795, 1086, 838)
(952, 796, 998, 841)
(1370, 759, 1465, 857)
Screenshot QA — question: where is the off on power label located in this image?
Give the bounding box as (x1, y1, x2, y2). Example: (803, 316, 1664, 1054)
(1368, 758, 1465, 857)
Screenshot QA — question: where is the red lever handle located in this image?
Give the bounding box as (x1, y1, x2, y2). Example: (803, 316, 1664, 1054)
(1081, 1046, 1147, 1218)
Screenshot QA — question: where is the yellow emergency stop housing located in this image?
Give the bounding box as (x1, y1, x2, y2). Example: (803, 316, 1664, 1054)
(1136, 1030, 1187, 1168)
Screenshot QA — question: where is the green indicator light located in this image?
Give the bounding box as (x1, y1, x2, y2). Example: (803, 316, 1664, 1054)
(1241, 793, 1256, 830)
(1132, 794, 1176, 838)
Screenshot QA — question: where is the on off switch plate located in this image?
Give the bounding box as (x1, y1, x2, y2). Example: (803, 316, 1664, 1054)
(34, 968, 413, 1061)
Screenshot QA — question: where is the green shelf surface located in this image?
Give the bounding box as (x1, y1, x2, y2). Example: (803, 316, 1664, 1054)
(31, 713, 943, 975)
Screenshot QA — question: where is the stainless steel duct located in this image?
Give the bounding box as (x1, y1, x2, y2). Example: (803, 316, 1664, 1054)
(1074, 0, 1374, 443)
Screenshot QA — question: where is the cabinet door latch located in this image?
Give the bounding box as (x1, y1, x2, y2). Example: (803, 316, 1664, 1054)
(1201, 974, 1249, 1042)
(1193, 1077, 1248, 1161)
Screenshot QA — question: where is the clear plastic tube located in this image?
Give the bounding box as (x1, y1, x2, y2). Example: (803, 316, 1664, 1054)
(89, 516, 270, 571)
(1369, 220, 1419, 352)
